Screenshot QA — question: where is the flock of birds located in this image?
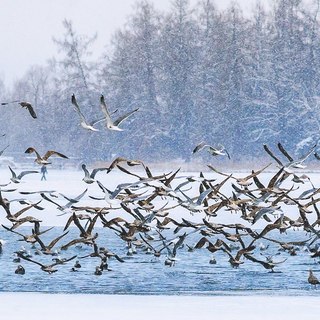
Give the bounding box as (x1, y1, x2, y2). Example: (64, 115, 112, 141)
(1, 95, 320, 290)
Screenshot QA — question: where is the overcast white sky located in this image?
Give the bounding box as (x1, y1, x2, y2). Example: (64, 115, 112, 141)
(0, 0, 258, 86)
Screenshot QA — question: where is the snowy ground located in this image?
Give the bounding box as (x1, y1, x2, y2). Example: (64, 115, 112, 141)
(1, 293, 319, 320)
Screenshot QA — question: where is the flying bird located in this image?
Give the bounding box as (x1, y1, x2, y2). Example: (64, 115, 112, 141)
(16, 251, 76, 273)
(8, 166, 39, 183)
(81, 164, 108, 184)
(25, 147, 68, 165)
(1, 100, 37, 119)
(40, 188, 88, 214)
(244, 253, 287, 272)
(106, 156, 145, 173)
(100, 94, 139, 131)
(71, 94, 104, 132)
(263, 142, 316, 171)
(192, 142, 230, 159)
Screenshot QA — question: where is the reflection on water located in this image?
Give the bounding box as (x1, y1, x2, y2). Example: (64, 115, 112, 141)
(1, 227, 320, 295)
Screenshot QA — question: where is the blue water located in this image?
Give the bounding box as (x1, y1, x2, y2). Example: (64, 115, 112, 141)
(1, 227, 320, 296)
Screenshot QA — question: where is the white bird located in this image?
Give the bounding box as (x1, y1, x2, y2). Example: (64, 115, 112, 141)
(192, 142, 230, 159)
(71, 94, 104, 132)
(100, 94, 139, 131)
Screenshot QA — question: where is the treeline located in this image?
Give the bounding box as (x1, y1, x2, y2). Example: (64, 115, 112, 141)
(1, 0, 320, 165)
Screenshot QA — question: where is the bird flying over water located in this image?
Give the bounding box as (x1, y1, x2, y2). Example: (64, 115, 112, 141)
(100, 94, 139, 131)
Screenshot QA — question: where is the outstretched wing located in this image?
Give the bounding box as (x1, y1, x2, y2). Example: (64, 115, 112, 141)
(71, 94, 87, 123)
(192, 142, 207, 154)
(43, 150, 69, 160)
(16, 252, 45, 267)
(100, 95, 113, 124)
(24, 147, 42, 161)
(263, 144, 283, 166)
(114, 108, 139, 127)
(17, 170, 39, 180)
(296, 144, 317, 163)
(277, 142, 293, 162)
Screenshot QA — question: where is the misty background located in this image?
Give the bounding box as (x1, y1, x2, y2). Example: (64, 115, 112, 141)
(0, 0, 319, 167)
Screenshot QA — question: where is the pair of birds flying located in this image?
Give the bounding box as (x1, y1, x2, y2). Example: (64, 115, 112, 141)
(71, 94, 139, 132)
(263, 142, 317, 171)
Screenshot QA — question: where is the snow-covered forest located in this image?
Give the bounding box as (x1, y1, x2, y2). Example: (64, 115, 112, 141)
(1, 0, 320, 165)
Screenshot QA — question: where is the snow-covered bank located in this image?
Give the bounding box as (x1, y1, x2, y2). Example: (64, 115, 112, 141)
(1, 293, 319, 320)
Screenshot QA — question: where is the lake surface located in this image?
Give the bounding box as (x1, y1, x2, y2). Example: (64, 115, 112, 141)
(1, 226, 320, 296)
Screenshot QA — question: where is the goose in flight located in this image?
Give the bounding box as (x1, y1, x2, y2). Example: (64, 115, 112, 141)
(8, 166, 39, 184)
(106, 157, 145, 173)
(25, 147, 68, 165)
(100, 94, 139, 131)
(16, 251, 76, 273)
(33, 231, 69, 255)
(1, 100, 37, 118)
(244, 253, 287, 272)
(192, 142, 230, 159)
(71, 94, 104, 132)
